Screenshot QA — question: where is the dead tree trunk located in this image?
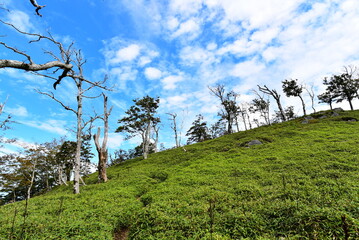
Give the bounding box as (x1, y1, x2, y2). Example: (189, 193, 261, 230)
(73, 81, 83, 194)
(305, 84, 316, 113)
(258, 85, 286, 122)
(143, 121, 152, 160)
(93, 94, 112, 183)
(153, 125, 160, 153)
(27, 158, 37, 200)
(37, 52, 107, 194)
(167, 113, 180, 148)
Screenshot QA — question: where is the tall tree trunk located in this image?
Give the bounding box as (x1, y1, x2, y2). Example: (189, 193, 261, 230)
(235, 115, 240, 132)
(275, 98, 286, 122)
(73, 82, 83, 194)
(348, 98, 354, 110)
(227, 115, 233, 134)
(143, 121, 151, 159)
(94, 128, 108, 183)
(241, 111, 248, 131)
(27, 159, 37, 200)
(258, 85, 286, 122)
(247, 114, 252, 130)
(153, 126, 159, 153)
(299, 95, 307, 116)
(93, 94, 111, 183)
(167, 113, 180, 148)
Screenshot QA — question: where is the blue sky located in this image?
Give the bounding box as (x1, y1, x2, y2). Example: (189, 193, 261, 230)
(1, 0, 359, 157)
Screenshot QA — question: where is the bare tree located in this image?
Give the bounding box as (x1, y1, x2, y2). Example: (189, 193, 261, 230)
(93, 93, 112, 183)
(304, 84, 316, 113)
(152, 125, 160, 153)
(0, 20, 73, 88)
(208, 84, 239, 134)
(237, 103, 249, 131)
(258, 85, 287, 122)
(0, 97, 12, 130)
(166, 113, 180, 148)
(250, 89, 271, 125)
(37, 51, 108, 194)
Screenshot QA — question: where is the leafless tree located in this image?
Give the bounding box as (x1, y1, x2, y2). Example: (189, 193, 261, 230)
(152, 125, 160, 153)
(209, 84, 239, 134)
(93, 93, 112, 183)
(250, 89, 271, 125)
(258, 85, 287, 122)
(304, 84, 316, 113)
(0, 97, 11, 130)
(166, 113, 180, 148)
(237, 104, 247, 131)
(0, 20, 73, 88)
(37, 51, 108, 194)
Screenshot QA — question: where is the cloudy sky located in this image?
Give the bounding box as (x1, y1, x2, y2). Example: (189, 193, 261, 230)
(1, 0, 359, 155)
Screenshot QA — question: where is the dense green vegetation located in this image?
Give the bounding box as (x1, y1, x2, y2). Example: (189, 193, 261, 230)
(0, 109, 358, 239)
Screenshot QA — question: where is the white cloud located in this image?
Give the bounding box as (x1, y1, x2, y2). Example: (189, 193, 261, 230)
(138, 56, 152, 66)
(167, 17, 180, 30)
(180, 46, 217, 66)
(107, 133, 124, 149)
(6, 10, 35, 32)
(111, 44, 141, 64)
(169, 0, 204, 18)
(172, 19, 201, 39)
(205, 0, 302, 29)
(163, 93, 192, 109)
(230, 59, 265, 78)
(23, 119, 69, 136)
(144, 67, 162, 80)
(206, 42, 217, 51)
(0, 68, 47, 85)
(161, 75, 184, 90)
(111, 99, 127, 111)
(110, 66, 138, 89)
(6, 105, 28, 117)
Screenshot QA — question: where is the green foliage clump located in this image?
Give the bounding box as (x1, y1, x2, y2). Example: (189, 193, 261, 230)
(0, 110, 359, 239)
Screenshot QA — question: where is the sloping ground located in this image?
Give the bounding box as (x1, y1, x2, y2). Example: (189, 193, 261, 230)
(0, 110, 358, 239)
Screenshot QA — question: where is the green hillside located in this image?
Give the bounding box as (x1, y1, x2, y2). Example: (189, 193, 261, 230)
(1, 110, 358, 239)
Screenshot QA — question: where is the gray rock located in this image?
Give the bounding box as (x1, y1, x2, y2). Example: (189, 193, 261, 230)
(304, 116, 314, 120)
(247, 140, 263, 146)
(333, 107, 344, 112)
(331, 112, 340, 117)
(301, 119, 309, 124)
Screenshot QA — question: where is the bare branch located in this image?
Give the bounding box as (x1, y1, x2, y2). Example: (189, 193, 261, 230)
(36, 89, 76, 114)
(0, 42, 33, 64)
(29, 0, 46, 17)
(0, 20, 74, 88)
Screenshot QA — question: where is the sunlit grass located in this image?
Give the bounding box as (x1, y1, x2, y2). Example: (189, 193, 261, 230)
(1, 109, 358, 239)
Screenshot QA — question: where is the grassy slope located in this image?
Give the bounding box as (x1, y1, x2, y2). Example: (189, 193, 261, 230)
(0, 110, 358, 239)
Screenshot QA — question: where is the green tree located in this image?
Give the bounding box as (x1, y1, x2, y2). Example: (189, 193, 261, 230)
(0, 142, 60, 204)
(318, 90, 336, 110)
(321, 67, 359, 110)
(116, 95, 160, 159)
(282, 79, 307, 115)
(55, 135, 94, 183)
(186, 115, 211, 144)
(209, 119, 226, 139)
